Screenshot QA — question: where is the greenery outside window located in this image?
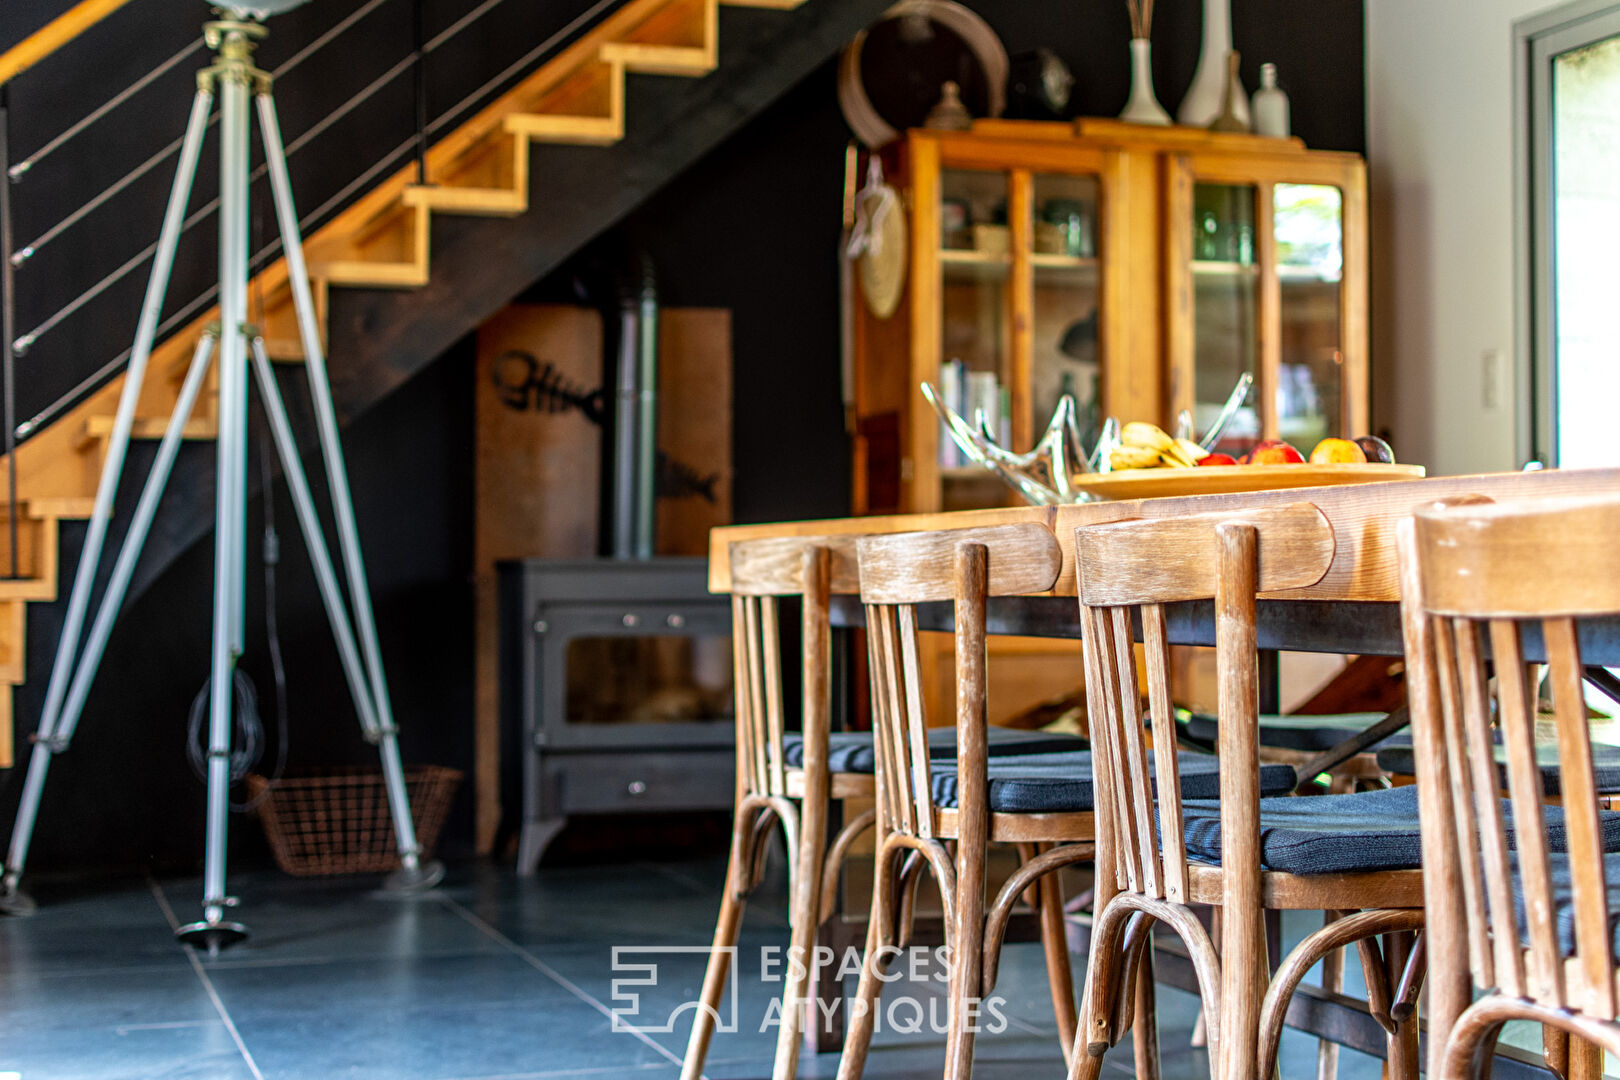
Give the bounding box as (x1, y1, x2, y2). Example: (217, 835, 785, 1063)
(1518, 0, 1620, 466)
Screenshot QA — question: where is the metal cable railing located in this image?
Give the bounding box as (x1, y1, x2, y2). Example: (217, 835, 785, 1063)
(2, 0, 627, 451)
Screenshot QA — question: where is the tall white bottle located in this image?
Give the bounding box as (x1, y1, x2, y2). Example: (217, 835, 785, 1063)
(1178, 0, 1248, 127)
(1251, 63, 1291, 137)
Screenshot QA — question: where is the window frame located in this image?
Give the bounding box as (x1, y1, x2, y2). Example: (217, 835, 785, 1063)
(1515, 0, 1620, 465)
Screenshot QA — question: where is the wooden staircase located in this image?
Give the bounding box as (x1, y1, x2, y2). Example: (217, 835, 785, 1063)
(0, 0, 814, 767)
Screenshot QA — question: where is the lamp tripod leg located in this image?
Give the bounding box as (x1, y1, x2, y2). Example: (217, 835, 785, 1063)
(248, 339, 380, 736)
(175, 64, 251, 953)
(0, 88, 214, 916)
(256, 92, 437, 890)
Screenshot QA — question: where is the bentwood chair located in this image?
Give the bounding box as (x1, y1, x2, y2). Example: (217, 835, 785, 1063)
(839, 523, 1300, 1080)
(1071, 503, 1431, 1080)
(687, 534, 1085, 1080)
(1398, 497, 1620, 1080)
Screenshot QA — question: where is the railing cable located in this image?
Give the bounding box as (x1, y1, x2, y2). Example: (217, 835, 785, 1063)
(18, 134, 418, 439)
(14, 0, 624, 432)
(10, 0, 390, 267)
(8, 38, 204, 180)
(429, 0, 618, 138)
(1, 85, 18, 577)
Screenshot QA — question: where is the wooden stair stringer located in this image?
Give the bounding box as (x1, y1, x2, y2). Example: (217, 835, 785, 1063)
(0, 496, 98, 766)
(305, 0, 745, 286)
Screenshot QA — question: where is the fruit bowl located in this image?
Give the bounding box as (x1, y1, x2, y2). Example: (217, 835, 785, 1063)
(1068, 462, 1426, 501)
(922, 371, 1421, 504)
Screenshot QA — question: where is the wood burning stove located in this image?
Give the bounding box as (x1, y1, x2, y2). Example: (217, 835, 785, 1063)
(498, 556, 734, 873)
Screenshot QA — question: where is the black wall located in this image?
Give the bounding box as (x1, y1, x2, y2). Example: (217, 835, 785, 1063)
(7, 0, 1365, 872)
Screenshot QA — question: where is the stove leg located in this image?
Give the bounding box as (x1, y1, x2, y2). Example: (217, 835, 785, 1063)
(519, 818, 566, 875)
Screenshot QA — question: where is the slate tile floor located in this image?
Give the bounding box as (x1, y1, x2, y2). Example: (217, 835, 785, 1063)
(0, 858, 1390, 1080)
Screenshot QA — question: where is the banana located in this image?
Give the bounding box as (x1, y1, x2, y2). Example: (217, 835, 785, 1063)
(1161, 438, 1210, 468)
(1120, 421, 1175, 452)
(1109, 445, 1162, 471)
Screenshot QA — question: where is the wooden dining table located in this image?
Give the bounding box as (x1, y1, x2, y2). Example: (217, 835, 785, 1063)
(707, 467, 1620, 1077)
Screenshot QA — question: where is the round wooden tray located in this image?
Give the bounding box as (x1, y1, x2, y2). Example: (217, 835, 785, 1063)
(1071, 462, 1427, 500)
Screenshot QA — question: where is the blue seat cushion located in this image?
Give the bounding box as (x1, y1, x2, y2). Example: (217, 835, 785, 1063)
(782, 726, 1086, 774)
(1181, 785, 1620, 876)
(1183, 711, 1411, 754)
(1375, 741, 1620, 795)
(1516, 852, 1620, 956)
(928, 751, 1298, 814)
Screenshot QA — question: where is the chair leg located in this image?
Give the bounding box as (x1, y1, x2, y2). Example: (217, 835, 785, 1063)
(1068, 898, 1137, 1080)
(1569, 1036, 1605, 1080)
(1192, 907, 1221, 1050)
(946, 877, 985, 1079)
(681, 810, 755, 1080)
(1545, 1028, 1571, 1080)
(1131, 929, 1161, 1080)
(771, 796, 829, 1080)
(1221, 908, 1265, 1080)
(1034, 845, 1079, 1062)
(835, 844, 902, 1080)
(1317, 912, 1344, 1080)
(1383, 931, 1419, 1080)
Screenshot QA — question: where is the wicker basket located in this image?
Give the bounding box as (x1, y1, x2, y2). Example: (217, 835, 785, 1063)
(246, 766, 462, 876)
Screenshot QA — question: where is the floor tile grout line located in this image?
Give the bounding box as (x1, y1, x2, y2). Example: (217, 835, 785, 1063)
(642, 860, 792, 930)
(145, 875, 268, 1080)
(435, 893, 687, 1070)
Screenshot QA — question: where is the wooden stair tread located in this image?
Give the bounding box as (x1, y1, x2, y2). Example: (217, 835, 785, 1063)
(599, 41, 717, 75)
(80, 415, 217, 444)
(315, 260, 431, 288)
(402, 184, 527, 216)
(504, 113, 624, 145)
(0, 496, 96, 522)
(0, 576, 59, 603)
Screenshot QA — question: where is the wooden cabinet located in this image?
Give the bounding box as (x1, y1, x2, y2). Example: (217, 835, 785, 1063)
(851, 118, 1369, 515)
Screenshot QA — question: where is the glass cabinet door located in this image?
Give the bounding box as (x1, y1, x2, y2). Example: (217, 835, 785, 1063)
(931, 165, 1104, 510)
(1175, 164, 1363, 452)
(1191, 183, 1260, 453)
(1274, 183, 1345, 445)
(936, 168, 1013, 509)
(1030, 173, 1102, 452)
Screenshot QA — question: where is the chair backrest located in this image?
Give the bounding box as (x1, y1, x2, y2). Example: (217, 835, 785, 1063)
(855, 523, 1062, 838)
(727, 535, 861, 799)
(1072, 502, 1334, 902)
(1398, 496, 1620, 1020)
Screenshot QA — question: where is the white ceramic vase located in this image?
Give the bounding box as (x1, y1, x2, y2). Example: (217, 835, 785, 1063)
(1178, 0, 1249, 127)
(1119, 38, 1171, 126)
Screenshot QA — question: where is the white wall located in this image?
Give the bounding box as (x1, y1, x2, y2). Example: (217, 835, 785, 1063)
(1366, 0, 1548, 475)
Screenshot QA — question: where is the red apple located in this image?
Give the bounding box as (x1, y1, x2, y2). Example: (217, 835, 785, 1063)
(1249, 439, 1305, 465)
(1198, 453, 1238, 467)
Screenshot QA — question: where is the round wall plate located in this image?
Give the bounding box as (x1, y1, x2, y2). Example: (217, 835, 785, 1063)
(837, 0, 1008, 149)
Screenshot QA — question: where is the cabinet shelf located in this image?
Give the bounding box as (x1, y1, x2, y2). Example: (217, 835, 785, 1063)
(941, 248, 1010, 282)
(1190, 260, 1342, 284)
(1191, 259, 1260, 277)
(939, 250, 1099, 284)
(1279, 265, 1342, 284)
